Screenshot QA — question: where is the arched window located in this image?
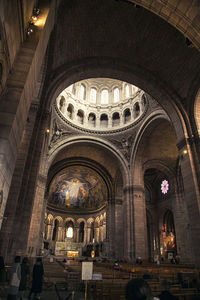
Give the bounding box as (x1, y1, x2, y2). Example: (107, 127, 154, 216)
(88, 113, 96, 127)
(90, 88, 97, 103)
(162, 210, 176, 255)
(67, 84, 74, 93)
(77, 109, 84, 124)
(66, 221, 74, 238)
(124, 108, 131, 123)
(113, 87, 120, 103)
(67, 104, 74, 119)
(133, 102, 140, 118)
(59, 96, 66, 113)
(79, 221, 85, 243)
(141, 94, 147, 110)
(100, 114, 108, 127)
(112, 112, 120, 126)
(67, 227, 73, 238)
(125, 84, 130, 98)
(101, 89, 109, 104)
(52, 219, 58, 241)
(80, 84, 86, 100)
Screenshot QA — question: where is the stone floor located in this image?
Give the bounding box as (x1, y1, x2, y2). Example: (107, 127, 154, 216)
(0, 290, 86, 300)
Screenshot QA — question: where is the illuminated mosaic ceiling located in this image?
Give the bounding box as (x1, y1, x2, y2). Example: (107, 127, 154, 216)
(48, 166, 108, 211)
(55, 78, 148, 133)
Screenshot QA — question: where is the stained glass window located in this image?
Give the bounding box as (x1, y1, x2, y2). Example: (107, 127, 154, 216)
(161, 180, 169, 194)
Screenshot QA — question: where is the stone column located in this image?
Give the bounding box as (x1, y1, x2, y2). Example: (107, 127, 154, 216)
(123, 185, 134, 261)
(75, 227, 79, 243)
(106, 199, 115, 257)
(84, 225, 87, 244)
(115, 198, 124, 259)
(174, 139, 200, 266)
(133, 185, 148, 260)
(94, 226, 99, 243)
(96, 116, 100, 128)
(57, 226, 63, 242)
(62, 226, 66, 241)
(108, 114, 112, 128)
(87, 227, 91, 243)
(47, 224, 52, 240)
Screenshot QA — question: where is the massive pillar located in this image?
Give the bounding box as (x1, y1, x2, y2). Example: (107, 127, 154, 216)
(132, 185, 148, 261)
(176, 139, 200, 266)
(123, 184, 134, 261)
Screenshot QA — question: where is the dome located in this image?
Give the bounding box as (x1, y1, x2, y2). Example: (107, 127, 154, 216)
(55, 78, 148, 133)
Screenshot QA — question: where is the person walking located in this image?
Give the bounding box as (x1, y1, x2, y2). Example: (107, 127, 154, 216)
(28, 257, 44, 299)
(7, 256, 21, 300)
(18, 257, 30, 300)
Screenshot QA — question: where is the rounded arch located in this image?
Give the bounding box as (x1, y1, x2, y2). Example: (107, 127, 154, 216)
(54, 216, 63, 226)
(163, 209, 176, 234)
(127, 0, 200, 51)
(77, 218, 86, 225)
(87, 217, 95, 225)
(44, 58, 190, 147)
(130, 112, 176, 182)
(47, 214, 54, 225)
(95, 216, 100, 226)
(64, 217, 75, 224)
(123, 108, 131, 124)
(47, 136, 129, 185)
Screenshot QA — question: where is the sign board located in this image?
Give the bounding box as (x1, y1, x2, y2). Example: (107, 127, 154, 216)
(92, 273, 102, 280)
(82, 262, 93, 280)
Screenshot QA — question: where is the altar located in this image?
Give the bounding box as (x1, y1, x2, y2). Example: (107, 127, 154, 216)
(55, 240, 82, 257)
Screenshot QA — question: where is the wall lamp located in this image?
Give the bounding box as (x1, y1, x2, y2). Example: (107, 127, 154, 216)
(26, 8, 40, 36)
(32, 8, 40, 21)
(180, 149, 188, 160)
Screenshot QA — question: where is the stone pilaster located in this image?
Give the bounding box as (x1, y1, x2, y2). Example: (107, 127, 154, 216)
(132, 185, 148, 261)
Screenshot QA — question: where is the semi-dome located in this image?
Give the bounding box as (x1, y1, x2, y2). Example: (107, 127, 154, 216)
(48, 165, 108, 212)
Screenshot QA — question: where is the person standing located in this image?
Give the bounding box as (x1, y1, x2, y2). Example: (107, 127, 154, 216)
(0, 256, 5, 283)
(7, 256, 21, 300)
(28, 258, 44, 299)
(18, 257, 30, 300)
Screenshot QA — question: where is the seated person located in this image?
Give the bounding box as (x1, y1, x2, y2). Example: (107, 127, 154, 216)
(136, 257, 142, 265)
(126, 278, 159, 300)
(159, 280, 178, 300)
(143, 270, 152, 280)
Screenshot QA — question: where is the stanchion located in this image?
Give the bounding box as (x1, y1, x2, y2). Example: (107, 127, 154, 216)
(85, 280, 88, 300)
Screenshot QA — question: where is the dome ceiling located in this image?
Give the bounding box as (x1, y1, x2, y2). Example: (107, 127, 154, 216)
(55, 78, 148, 133)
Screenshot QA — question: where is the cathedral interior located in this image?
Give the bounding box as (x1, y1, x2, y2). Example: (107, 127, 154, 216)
(0, 0, 200, 274)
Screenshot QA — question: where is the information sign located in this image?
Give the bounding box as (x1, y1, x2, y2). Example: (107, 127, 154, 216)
(82, 262, 93, 280)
